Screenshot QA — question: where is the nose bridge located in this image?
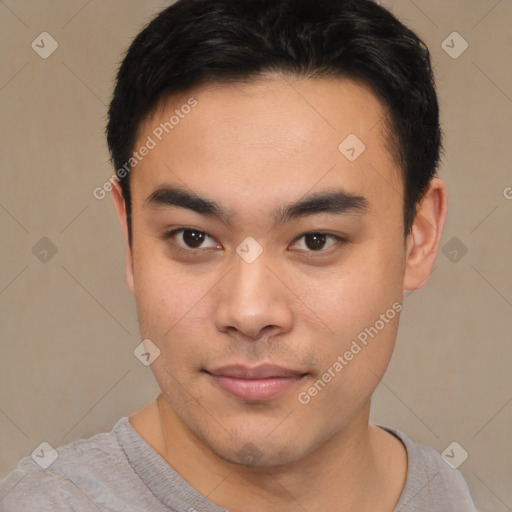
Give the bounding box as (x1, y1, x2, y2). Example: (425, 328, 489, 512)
(230, 235, 273, 297)
(214, 242, 293, 338)
(232, 248, 271, 299)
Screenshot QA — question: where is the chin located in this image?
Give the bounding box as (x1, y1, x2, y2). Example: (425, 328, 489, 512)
(197, 424, 324, 469)
(218, 443, 307, 468)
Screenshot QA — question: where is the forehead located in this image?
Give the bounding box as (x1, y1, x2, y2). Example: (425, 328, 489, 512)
(131, 75, 402, 224)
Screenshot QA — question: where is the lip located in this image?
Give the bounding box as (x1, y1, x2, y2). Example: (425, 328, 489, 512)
(205, 365, 308, 401)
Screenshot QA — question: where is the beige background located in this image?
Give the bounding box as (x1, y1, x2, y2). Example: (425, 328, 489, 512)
(0, 0, 511, 510)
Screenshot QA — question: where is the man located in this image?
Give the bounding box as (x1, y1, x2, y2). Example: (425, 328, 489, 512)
(0, 0, 478, 510)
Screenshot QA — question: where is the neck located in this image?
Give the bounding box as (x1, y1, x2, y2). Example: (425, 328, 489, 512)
(130, 394, 406, 512)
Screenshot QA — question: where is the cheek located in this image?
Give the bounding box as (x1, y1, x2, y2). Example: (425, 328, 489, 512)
(292, 242, 405, 340)
(131, 243, 204, 343)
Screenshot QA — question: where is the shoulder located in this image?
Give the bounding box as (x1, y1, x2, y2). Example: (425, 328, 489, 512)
(378, 425, 479, 511)
(0, 418, 132, 511)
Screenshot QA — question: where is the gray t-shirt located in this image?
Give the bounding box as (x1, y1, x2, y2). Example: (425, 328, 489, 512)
(0, 417, 478, 511)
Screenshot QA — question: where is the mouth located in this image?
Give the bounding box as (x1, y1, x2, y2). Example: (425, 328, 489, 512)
(204, 364, 309, 402)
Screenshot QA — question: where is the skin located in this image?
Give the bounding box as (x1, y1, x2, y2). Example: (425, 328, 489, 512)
(111, 74, 447, 512)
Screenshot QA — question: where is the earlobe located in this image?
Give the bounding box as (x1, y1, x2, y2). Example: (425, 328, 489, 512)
(403, 178, 448, 291)
(110, 181, 135, 295)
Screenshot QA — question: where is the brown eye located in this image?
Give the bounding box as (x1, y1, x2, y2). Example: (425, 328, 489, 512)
(304, 233, 327, 251)
(164, 228, 220, 251)
(182, 229, 206, 249)
(291, 232, 342, 253)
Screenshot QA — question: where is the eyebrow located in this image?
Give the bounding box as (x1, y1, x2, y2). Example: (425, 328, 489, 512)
(143, 185, 369, 225)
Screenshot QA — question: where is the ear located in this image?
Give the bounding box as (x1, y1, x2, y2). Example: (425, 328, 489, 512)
(403, 177, 448, 291)
(111, 180, 135, 295)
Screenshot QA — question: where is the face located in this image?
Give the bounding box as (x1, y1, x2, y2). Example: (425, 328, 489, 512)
(113, 75, 437, 467)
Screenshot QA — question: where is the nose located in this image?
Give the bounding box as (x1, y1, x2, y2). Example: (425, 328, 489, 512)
(214, 250, 294, 341)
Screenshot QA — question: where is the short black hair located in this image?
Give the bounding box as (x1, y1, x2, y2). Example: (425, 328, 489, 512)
(106, 0, 443, 246)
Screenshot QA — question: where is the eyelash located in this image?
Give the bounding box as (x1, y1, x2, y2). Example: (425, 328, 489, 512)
(161, 227, 345, 255)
